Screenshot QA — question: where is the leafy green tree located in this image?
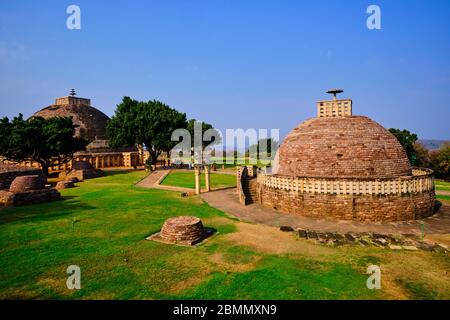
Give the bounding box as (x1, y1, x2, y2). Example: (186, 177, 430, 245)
(186, 119, 221, 149)
(389, 128, 418, 164)
(107, 97, 188, 165)
(413, 142, 431, 168)
(431, 142, 450, 180)
(0, 114, 88, 176)
(246, 138, 279, 159)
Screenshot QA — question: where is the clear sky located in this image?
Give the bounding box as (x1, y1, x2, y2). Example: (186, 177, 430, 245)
(0, 0, 449, 140)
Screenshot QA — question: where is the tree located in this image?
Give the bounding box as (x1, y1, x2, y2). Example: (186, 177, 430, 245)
(107, 97, 188, 165)
(413, 142, 431, 168)
(186, 119, 221, 149)
(0, 114, 88, 176)
(431, 142, 450, 180)
(246, 138, 279, 159)
(389, 128, 418, 164)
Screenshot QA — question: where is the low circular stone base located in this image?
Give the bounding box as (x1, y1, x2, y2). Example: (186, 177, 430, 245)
(260, 186, 435, 222)
(56, 180, 75, 190)
(0, 164, 44, 190)
(9, 175, 45, 193)
(159, 216, 205, 245)
(0, 190, 15, 207)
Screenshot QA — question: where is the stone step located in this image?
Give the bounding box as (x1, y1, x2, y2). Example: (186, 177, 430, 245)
(244, 192, 257, 197)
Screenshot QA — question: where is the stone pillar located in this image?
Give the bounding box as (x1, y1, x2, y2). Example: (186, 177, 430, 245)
(138, 144, 144, 166)
(95, 157, 99, 169)
(205, 165, 211, 192)
(194, 164, 201, 195)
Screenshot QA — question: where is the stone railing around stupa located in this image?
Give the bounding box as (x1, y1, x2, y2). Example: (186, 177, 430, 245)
(257, 167, 434, 196)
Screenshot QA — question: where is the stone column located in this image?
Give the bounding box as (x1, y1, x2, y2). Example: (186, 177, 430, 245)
(205, 165, 211, 192)
(194, 164, 201, 195)
(95, 157, 99, 169)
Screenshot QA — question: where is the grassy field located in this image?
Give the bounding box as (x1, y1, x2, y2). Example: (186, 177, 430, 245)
(436, 180, 450, 202)
(0, 171, 449, 299)
(161, 170, 236, 189)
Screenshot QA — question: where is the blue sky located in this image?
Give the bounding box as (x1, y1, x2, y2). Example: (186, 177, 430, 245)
(0, 0, 449, 140)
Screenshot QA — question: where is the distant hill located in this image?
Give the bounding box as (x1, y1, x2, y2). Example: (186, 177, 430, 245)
(419, 139, 449, 150)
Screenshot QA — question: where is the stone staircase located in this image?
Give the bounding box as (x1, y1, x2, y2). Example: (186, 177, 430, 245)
(242, 177, 258, 205)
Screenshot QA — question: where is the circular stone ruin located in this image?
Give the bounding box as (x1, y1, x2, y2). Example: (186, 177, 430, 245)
(55, 180, 75, 190)
(1, 174, 61, 207)
(159, 216, 205, 245)
(72, 160, 95, 171)
(9, 175, 44, 193)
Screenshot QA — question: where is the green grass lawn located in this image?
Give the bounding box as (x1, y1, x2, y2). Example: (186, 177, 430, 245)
(436, 180, 450, 202)
(437, 195, 450, 202)
(436, 180, 450, 192)
(161, 170, 236, 189)
(0, 171, 449, 299)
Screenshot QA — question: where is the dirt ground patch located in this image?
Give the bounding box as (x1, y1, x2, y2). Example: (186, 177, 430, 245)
(223, 222, 333, 258)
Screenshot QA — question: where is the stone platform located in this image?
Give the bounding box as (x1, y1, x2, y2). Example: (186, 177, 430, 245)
(0, 164, 45, 190)
(201, 188, 450, 237)
(148, 216, 213, 246)
(0, 174, 60, 207)
(60, 160, 103, 181)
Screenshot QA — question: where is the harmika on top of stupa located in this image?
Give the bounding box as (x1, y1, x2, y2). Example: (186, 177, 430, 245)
(238, 89, 436, 222)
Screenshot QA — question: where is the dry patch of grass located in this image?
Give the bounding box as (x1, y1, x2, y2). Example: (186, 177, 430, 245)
(425, 234, 450, 247)
(223, 222, 333, 258)
(209, 252, 262, 273)
(221, 221, 450, 300)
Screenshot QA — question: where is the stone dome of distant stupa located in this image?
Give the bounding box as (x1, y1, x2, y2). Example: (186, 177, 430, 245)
(33, 92, 110, 143)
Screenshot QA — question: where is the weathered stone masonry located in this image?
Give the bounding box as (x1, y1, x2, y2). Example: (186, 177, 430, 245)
(243, 90, 436, 222)
(259, 182, 435, 222)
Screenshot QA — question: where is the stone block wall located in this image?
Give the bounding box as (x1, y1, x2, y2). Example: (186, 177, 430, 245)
(259, 186, 435, 222)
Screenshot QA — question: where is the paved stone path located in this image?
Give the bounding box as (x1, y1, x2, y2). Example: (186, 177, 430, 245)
(201, 188, 450, 236)
(437, 190, 450, 196)
(136, 169, 235, 193)
(136, 169, 194, 193)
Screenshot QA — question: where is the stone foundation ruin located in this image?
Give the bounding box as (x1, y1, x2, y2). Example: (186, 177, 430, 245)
(148, 216, 209, 246)
(0, 174, 60, 207)
(59, 160, 103, 181)
(0, 163, 45, 190)
(55, 180, 75, 190)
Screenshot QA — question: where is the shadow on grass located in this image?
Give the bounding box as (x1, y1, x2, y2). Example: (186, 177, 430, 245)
(0, 197, 96, 225)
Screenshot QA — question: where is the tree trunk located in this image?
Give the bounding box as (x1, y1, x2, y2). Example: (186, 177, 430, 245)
(39, 163, 49, 178)
(149, 150, 158, 166)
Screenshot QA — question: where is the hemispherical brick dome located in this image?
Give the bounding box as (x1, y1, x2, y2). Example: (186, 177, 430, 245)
(275, 116, 412, 178)
(34, 103, 109, 142)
